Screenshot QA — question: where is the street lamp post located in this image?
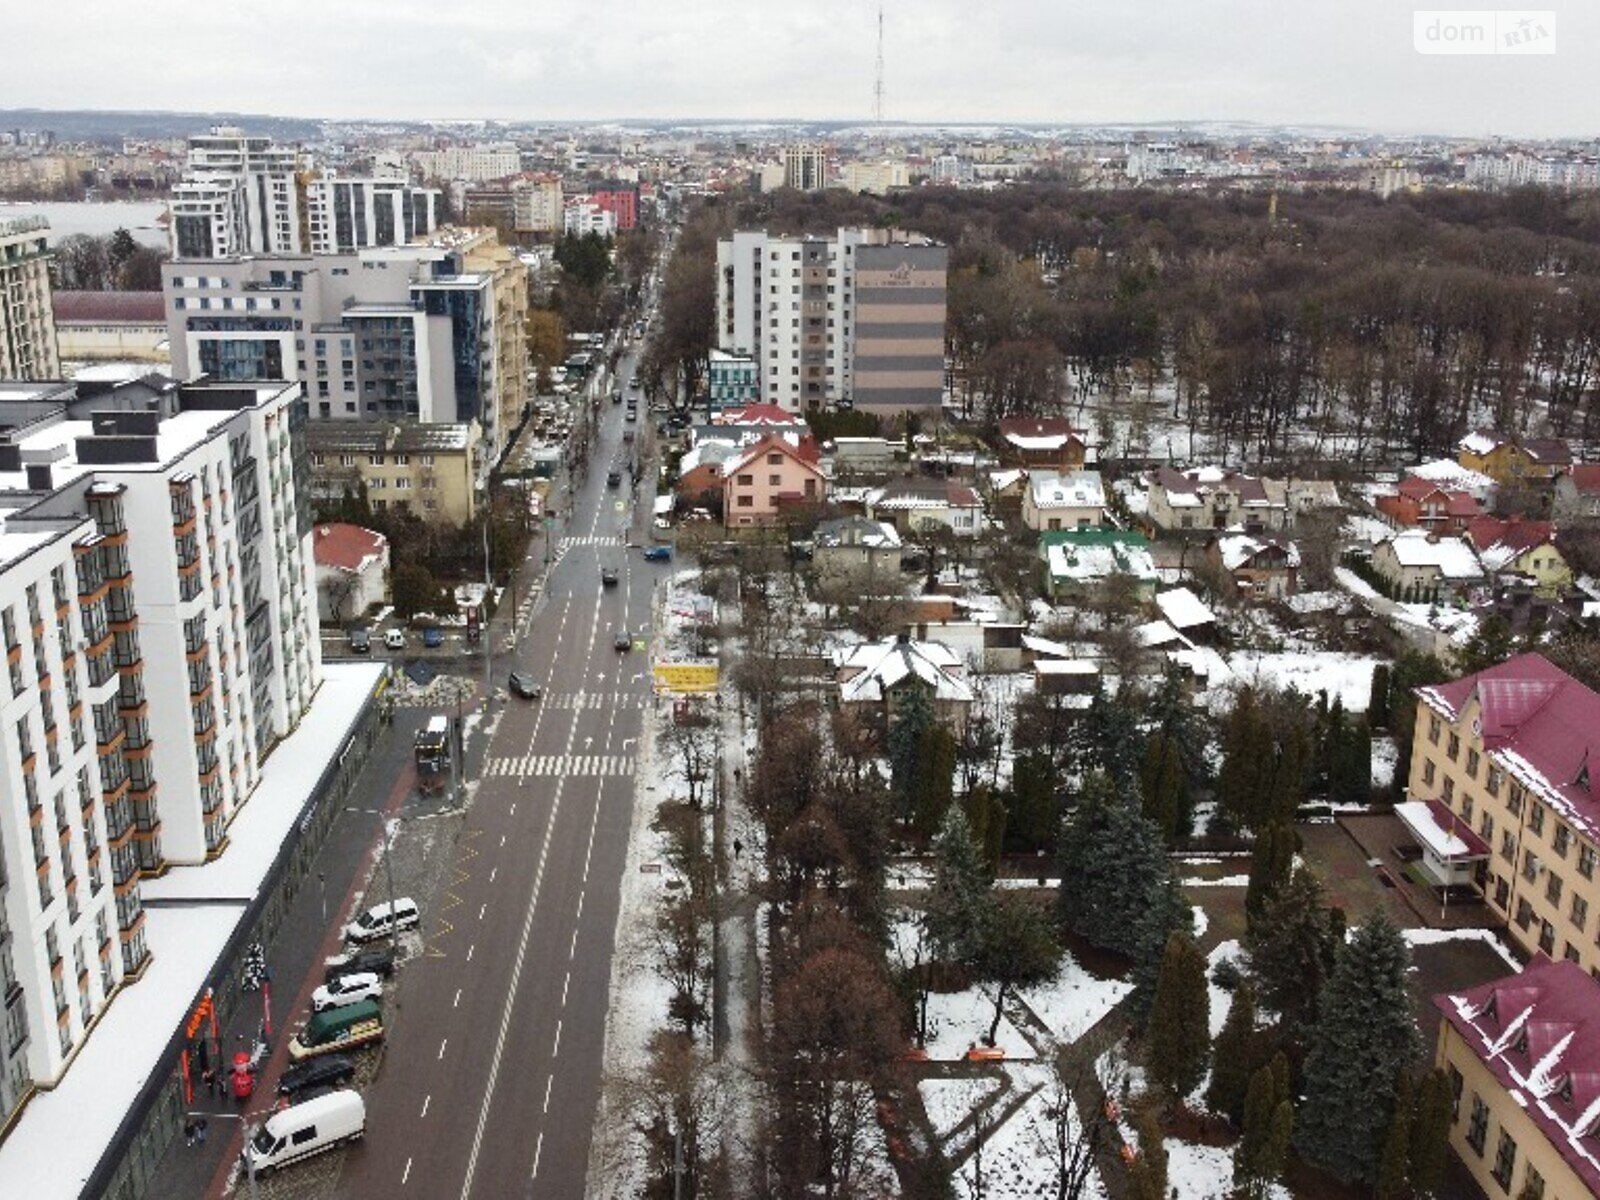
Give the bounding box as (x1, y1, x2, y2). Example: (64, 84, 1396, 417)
(203, 1112, 259, 1200)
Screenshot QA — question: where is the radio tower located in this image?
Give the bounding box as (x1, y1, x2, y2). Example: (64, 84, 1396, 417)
(873, 3, 885, 123)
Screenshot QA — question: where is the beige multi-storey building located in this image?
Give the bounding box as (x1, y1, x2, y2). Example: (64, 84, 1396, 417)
(304, 421, 482, 523)
(1407, 652, 1600, 974)
(462, 237, 529, 439)
(0, 216, 60, 380)
(512, 176, 566, 234)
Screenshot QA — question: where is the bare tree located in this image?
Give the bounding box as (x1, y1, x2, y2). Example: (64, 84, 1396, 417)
(662, 703, 718, 810)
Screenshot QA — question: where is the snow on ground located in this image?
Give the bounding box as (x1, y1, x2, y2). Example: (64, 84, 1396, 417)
(924, 988, 1035, 1061)
(919, 1077, 1002, 1138)
(1182, 874, 1249, 888)
(1165, 1137, 1290, 1200)
(1403, 927, 1521, 972)
(1372, 735, 1399, 789)
(1206, 941, 1244, 1039)
(1334, 565, 1381, 601)
(1344, 514, 1394, 547)
(959, 1064, 1107, 1200)
(1221, 650, 1380, 712)
(1192, 905, 1210, 939)
(1019, 955, 1134, 1046)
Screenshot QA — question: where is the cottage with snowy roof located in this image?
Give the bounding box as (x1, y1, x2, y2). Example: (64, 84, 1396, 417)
(1021, 469, 1107, 532)
(1458, 431, 1574, 486)
(997, 417, 1087, 471)
(833, 633, 974, 733)
(1371, 529, 1485, 601)
(1203, 531, 1300, 600)
(1553, 464, 1600, 522)
(1434, 957, 1600, 1200)
(1465, 517, 1572, 597)
(812, 516, 903, 585)
(1144, 466, 1287, 534)
(1040, 528, 1160, 602)
(1375, 476, 1486, 533)
(1411, 653, 1600, 974)
(864, 479, 984, 538)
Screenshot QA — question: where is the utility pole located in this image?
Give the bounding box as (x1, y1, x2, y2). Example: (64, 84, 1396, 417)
(873, 3, 886, 123)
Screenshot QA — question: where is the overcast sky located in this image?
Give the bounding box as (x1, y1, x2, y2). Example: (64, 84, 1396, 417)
(6, 0, 1596, 137)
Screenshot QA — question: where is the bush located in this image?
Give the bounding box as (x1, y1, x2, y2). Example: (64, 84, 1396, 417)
(1211, 957, 1244, 991)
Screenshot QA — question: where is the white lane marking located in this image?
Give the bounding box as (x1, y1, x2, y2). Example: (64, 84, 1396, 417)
(531, 1132, 544, 1181)
(489, 867, 497, 883)
(575, 889, 585, 923)
(552, 1019, 562, 1058)
(500, 834, 506, 847)
(542, 1074, 554, 1114)
(467, 944, 475, 962)
(509, 803, 516, 816)
(569, 928, 578, 961)
(438, 1038, 448, 1061)
(403, 1157, 413, 1185)
(453, 988, 461, 1008)
(478, 903, 487, 920)
(561, 970, 570, 1007)
(421, 1094, 431, 1119)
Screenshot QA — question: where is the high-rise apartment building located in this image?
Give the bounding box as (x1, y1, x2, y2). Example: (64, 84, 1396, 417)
(715, 227, 947, 416)
(512, 176, 565, 234)
(0, 376, 318, 1128)
(0, 216, 61, 380)
(783, 145, 827, 191)
(169, 128, 304, 259)
(305, 178, 440, 254)
(411, 144, 521, 183)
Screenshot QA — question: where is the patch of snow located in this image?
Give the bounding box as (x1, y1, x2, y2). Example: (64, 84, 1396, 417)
(1165, 1137, 1290, 1200)
(1334, 565, 1381, 601)
(959, 1064, 1106, 1199)
(1182, 874, 1250, 888)
(1207, 941, 1243, 1039)
(1192, 905, 1210, 940)
(919, 1076, 1001, 1138)
(923, 989, 1035, 1061)
(1221, 650, 1380, 712)
(1372, 736, 1399, 789)
(1019, 956, 1134, 1046)
(1402, 927, 1521, 973)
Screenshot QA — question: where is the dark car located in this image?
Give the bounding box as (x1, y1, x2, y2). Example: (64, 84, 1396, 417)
(324, 944, 396, 983)
(601, 567, 619, 587)
(422, 627, 444, 649)
(606, 470, 621, 488)
(612, 391, 623, 404)
(347, 628, 371, 654)
(509, 671, 542, 700)
(614, 629, 632, 652)
(277, 1054, 357, 1098)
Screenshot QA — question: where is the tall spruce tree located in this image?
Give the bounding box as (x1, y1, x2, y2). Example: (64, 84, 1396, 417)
(923, 807, 991, 966)
(889, 684, 934, 829)
(1234, 1054, 1293, 1200)
(1129, 874, 1194, 1022)
(1076, 687, 1144, 788)
(1367, 663, 1391, 731)
(1206, 982, 1259, 1125)
(1409, 1068, 1454, 1198)
(1139, 733, 1187, 842)
(1057, 773, 1170, 957)
(1126, 1105, 1169, 1200)
(1244, 822, 1296, 928)
(1295, 912, 1421, 1186)
(1244, 868, 1341, 1036)
(1145, 934, 1211, 1101)
(1376, 1071, 1415, 1200)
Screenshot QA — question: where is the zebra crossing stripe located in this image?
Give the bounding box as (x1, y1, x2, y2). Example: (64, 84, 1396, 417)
(481, 753, 639, 778)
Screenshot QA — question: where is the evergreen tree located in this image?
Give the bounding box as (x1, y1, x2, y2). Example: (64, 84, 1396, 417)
(1126, 1105, 1168, 1200)
(1139, 733, 1187, 842)
(922, 808, 990, 966)
(1244, 822, 1296, 928)
(1145, 934, 1211, 1101)
(1336, 718, 1373, 807)
(962, 785, 1007, 876)
(970, 892, 1061, 1046)
(1206, 982, 1259, 1125)
(889, 686, 935, 830)
(1057, 773, 1170, 957)
(1376, 1071, 1414, 1200)
(1409, 1068, 1454, 1199)
(1368, 663, 1391, 730)
(1234, 1054, 1293, 1200)
(1217, 686, 1268, 830)
(1295, 912, 1421, 1187)
(913, 724, 958, 837)
(1129, 874, 1193, 1022)
(1244, 868, 1341, 1036)
(1075, 687, 1144, 788)
(1007, 752, 1059, 853)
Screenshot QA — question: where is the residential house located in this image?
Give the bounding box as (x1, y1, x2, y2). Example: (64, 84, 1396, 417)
(1376, 476, 1485, 532)
(1145, 466, 1286, 533)
(1041, 529, 1159, 601)
(1153, 587, 1219, 642)
(313, 524, 389, 623)
(1458, 431, 1574, 485)
(1552, 464, 1600, 521)
(1372, 530, 1485, 600)
(1281, 478, 1344, 524)
(1410, 653, 1600, 973)
(1433, 957, 1600, 1200)
(721, 434, 826, 530)
(986, 468, 1028, 517)
(828, 437, 897, 482)
(675, 439, 741, 511)
(997, 417, 1087, 471)
(1465, 517, 1572, 596)
(304, 422, 482, 523)
(865, 479, 984, 539)
(812, 516, 903, 586)
(1205, 532, 1301, 600)
(1411, 457, 1499, 504)
(1021, 470, 1107, 532)
(833, 633, 974, 733)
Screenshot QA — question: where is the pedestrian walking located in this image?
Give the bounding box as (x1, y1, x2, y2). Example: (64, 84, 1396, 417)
(184, 1118, 197, 1147)
(196, 1118, 208, 1146)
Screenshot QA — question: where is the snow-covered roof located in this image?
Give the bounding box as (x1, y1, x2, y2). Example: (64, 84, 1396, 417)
(1458, 429, 1502, 456)
(1410, 457, 1497, 498)
(988, 468, 1026, 493)
(1154, 587, 1216, 630)
(679, 438, 741, 475)
(1046, 538, 1157, 583)
(1381, 530, 1484, 578)
(1213, 532, 1301, 572)
(1396, 799, 1491, 859)
(814, 515, 902, 550)
(834, 636, 974, 704)
(1136, 619, 1193, 649)
(1021, 633, 1074, 658)
(1033, 658, 1100, 676)
(1028, 469, 1106, 510)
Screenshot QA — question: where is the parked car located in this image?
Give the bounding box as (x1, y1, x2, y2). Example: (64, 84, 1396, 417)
(601, 566, 619, 587)
(287, 1000, 384, 1061)
(324, 944, 396, 983)
(509, 671, 542, 700)
(614, 629, 632, 652)
(612, 391, 623, 404)
(383, 629, 405, 651)
(276, 1054, 357, 1099)
(344, 898, 419, 944)
(422, 627, 443, 649)
(624, 408, 637, 423)
(311, 972, 383, 1013)
(642, 546, 671, 562)
(347, 629, 371, 654)
(606, 470, 622, 488)
(244, 1092, 366, 1175)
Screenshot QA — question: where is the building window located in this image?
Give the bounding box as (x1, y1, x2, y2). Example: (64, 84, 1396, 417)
(1508, 783, 1524, 816)
(1547, 872, 1564, 906)
(1423, 760, 1436, 786)
(1580, 844, 1596, 880)
(1466, 749, 1480, 777)
(1428, 715, 1441, 744)
(1523, 1165, 1545, 1200)
(1554, 824, 1571, 858)
(1466, 1094, 1489, 1154)
(1530, 803, 1546, 837)
(1491, 1129, 1517, 1190)
(737, 495, 752, 508)
(1444, 778, 1456, 803)
(1448, 732, 1461, 760)
(1487, 765, 1503, 797)
(1539, 920, 1556, 955)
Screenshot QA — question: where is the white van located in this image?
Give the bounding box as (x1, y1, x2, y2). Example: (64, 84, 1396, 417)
(344, 897, 419, 944)
(243, 1091, 365, 1176)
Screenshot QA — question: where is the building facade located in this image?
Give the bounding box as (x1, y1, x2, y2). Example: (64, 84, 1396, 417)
(304, 421, 482, 523)
(721, 435, 825, 530)
(50, 292, 166, 363)
(304, 179, 439, 254)
(168, 129, 303, 260)
(1410, 654, 1600, 975)
(0, 217, 60, 381)
(411, 144, 521, 183)
(852, 240, 948, 416)
(512, 177, 565, 234)
(783, 145, 827, 191)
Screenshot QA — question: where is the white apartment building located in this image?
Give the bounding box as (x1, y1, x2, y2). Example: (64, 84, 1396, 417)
(0, 217, 61, 381)
(169, 128, 304, 259)
(563, 198, 617, 238)
(783, 145, 827, 190)
(840, 160, 909, 195)
(0, 376, 319, 1127)
(304, 178, 440, 254)
(411, 144, 521, 183)
(512, 177, 565, 234)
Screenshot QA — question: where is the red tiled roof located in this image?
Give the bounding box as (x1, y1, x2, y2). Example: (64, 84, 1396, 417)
(1418, 653, 1600, 841)
(52, 290, 166, 323)
(1466, 516, 1556, 555)
(1434, 957, 1600, 1195)
(1523, 438, 1573, 466)
(724, 434, 826, 480)
(1569, 464, 1600, 497)
(716, 403, 807, 428)
(312, 523, 388, 572)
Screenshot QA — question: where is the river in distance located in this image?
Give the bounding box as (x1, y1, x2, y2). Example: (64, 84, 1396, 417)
(0, 200, 168, 249)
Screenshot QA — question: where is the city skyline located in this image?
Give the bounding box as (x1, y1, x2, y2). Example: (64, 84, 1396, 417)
(6, 0, 1597, 138)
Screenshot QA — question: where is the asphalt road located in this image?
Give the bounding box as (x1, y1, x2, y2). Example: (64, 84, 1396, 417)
(339, 342, 663, 1199)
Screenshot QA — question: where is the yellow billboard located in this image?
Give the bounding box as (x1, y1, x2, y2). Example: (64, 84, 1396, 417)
(653, 662, 719, 694)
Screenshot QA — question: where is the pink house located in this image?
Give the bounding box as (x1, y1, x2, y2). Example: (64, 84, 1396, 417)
(722, 435, 826, 530)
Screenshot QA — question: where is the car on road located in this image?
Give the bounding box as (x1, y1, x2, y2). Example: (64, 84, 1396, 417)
(324, 944, 396, 983)
(629, 378, 641, 391)
(509, 671, 542, 700)
(601, 566, 619, 587)
(347, 629, 371, 654)
(422, 626, 444, 649)
(244, 1091, 366, 1174)
(311, 972, 384, 1013)
(624, 407, 637, 422)
(606, 470, 621, 488)
(276, 1054, 357, 1099)
(383, 629, 405, 651)
(642, 545, 671, 562)
(344, 897, 420, 944)
(614, 629, 632, 652)
(612, 391, 622, 404)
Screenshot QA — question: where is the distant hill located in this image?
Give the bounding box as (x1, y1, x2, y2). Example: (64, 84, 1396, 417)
(0, 108, 323, 143)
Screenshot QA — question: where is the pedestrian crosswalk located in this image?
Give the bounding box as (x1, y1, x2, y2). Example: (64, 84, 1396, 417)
(540, 691, 647, 711)
(559, 535, 623, 548)
(484, 753, 637, 778)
